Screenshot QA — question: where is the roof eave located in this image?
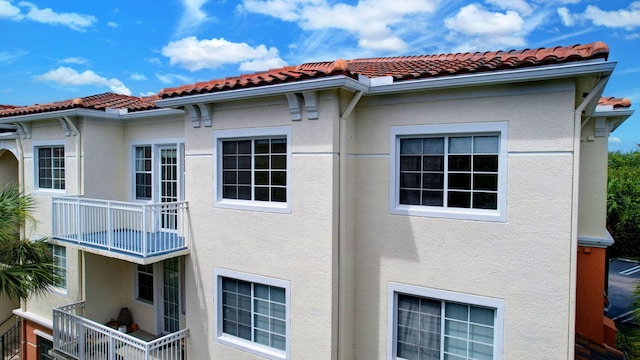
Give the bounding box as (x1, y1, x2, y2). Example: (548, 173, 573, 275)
(154, 60, 616, 108)
(0, 107, 183, 123)
(367, 60, 616, 95)
(155, 76, 369, 108)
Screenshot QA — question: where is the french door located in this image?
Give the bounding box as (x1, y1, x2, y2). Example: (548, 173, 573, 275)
(159, 146, 179, 231)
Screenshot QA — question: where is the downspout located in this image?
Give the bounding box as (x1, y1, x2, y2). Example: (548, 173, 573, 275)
(337, 90, 363, 359)
(568, 76, 608, 359)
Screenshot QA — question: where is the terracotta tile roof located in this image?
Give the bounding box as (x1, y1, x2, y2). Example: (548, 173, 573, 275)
(0, 92, 158, 118)
(598, 97, 632, 108)
(159, 41, 610, 99)
(575, 333, 625, 360)
(0, 105, 19, 110)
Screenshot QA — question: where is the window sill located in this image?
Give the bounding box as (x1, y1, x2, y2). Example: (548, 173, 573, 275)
(217, 334, 286, 360)
(34, 189, 66, 196)
(390, 204, 505, 222)
(215, 199, 291, 214)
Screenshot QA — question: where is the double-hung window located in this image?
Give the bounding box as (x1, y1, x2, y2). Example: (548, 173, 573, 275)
(48, 244, 67, 291)
(215, 268, 290, 360)
(35, 145, 65, 190)
(214, 127, 291, 212)
(390, 123, 507, 222)
(134, 145, 152, 200)
(389, 283, 504, 360)
(136, 264, 154, 304)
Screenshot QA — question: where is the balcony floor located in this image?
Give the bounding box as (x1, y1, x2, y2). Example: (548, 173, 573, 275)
(55, 229, 186, 258)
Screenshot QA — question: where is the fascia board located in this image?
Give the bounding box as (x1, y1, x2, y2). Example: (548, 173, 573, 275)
(155, 76, 368, 108)
(0, 107, 183, 123)
(592, 109, 634, 118)
(367, 61, 616, 95)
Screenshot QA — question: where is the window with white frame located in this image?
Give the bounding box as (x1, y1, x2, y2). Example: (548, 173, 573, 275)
(136, 264, 154, 304)
(36, 145, 65, 190)
(48, 244, 67, 290)
(214, 127, 291, 212)
(388, 283, 504, 360)
(134, 145, 152, 200)
(215, 268, 290, 360)
(390, 123, 507, 222)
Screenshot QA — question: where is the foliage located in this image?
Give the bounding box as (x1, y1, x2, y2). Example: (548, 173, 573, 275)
(617, 323, 640, 360)
(607, 151, 640, 258)
(0, 186, 57, 300)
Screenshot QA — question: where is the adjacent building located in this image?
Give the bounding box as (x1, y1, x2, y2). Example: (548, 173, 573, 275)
(0, 41, 634, 360)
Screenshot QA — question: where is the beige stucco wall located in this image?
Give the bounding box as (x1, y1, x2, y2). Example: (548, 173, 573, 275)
(350, 82, 577, 359)
(183, 93, 341, 360)
(577, 119, 609, 239)
(0, 148, 19, 187)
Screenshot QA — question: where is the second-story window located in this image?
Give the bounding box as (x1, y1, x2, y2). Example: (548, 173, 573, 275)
(36, 145, 65, 190)
(214, 127, 291, 213)
(134, 146, 152, 200)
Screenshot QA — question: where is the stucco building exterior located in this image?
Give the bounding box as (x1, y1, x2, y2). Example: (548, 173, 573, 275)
(0, 41, 634, 359)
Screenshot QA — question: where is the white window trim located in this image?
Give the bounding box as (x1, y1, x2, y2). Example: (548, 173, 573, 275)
(48, 244, 67, 295)
(214, 267, 291, 360)
(133, 263, 155, 307)
(129, 139, 185, 203)
(33, 140, 66, 194)
(213, 126, 292, 213)
(389, 122, 508, 222)
(387, 282, 504, 360)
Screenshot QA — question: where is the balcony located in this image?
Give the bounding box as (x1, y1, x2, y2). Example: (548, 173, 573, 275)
(53, 301, 188, 360)
(52, 197, 189, 264)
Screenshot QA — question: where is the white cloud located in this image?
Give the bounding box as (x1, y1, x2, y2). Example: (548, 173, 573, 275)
(583, 2, 640, 30)
(557, 7, 573, 26)
(0, 0, 21, 18)
(609, 136, 622, 144)
(444, 4, 526, 48)
(36, 67, 131, 95)
(241, 0, 438, 52)
(146, 58, 162, 66)
(107, 21, 118, 28)
(0, 50, 28, 63)
(155, 73, 194, 84)
(177, 0, 210, 36)
(161, 36, 287, 72)
(140, 91, 157, 97)
(130, 73, 147, 81)
(17, 1, 96, 31)
(486, 0, 533, 16)
(61, 57, 88, 65)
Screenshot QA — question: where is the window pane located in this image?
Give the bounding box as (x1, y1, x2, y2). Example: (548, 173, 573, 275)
(449, 137, 471, 153)
(237, 186, 251, 200)
(223, 141, 237, 154)
(470, 342, 494, 360)
(401, 173, 421, 188)
(473, 193, 497, 210)
(473, 174, 497, 191)
(271, 188, 286, 202)
(473, 155, 498, 172)
(255, 284, 269, 299)
(255, 172, 269, 185)
(445, 303, 468, 321)
(422, 191, 443, 206)
(445, 319, 468, 338)
(255, 187, 269, 201)
(271, 335, 286, 351)
(401, 156, 421, 171)
(271, 155, 286, 170)
(448, 155, 470, 171)
(448, 174, 470, 190)
(423, 156, 444, 171)
(237, 156, 251, 169)
(401, 139, 423, 154)
(237, 140, 251, 154)
(255, 139, 270, 154)
(422, 174, 443, 190)
(271, 139, 286, 153)
(423, 138, 444, 154)
(448, 191, 471, 208)
(255, 155, 269, 169)
(474, 136, 499, 153)
(400, 190, 421, 205)
(271, 287, 285, 303)
(271, 172, 286, 186)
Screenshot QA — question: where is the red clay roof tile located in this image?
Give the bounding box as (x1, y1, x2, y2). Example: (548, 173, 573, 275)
(0, 92, 158, 118)
(0, 42, 621, 119)
(159, 41, 610, 99)
(598, 97, 632, 108)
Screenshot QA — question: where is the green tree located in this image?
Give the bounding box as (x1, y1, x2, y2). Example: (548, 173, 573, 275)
(0, 186, 56, 300)
(607, 150, 640, 258)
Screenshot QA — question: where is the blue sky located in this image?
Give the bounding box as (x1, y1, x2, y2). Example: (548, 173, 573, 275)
(1, 0, 639, 151)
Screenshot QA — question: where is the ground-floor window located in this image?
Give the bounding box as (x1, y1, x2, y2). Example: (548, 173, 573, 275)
(389, 283, 504, 360)
(37, 336, 54, 360)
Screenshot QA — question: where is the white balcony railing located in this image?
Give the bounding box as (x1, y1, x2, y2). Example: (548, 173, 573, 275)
(52, 197, 189, 258)
(53, 301, 188, 360)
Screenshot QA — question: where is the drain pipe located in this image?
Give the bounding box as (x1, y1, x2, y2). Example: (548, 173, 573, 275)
(337, 90, 363, 359)
(567, 76, 608, 359)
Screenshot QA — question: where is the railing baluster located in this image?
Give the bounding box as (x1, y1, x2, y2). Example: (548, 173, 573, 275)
(107, 201, 113, 250)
